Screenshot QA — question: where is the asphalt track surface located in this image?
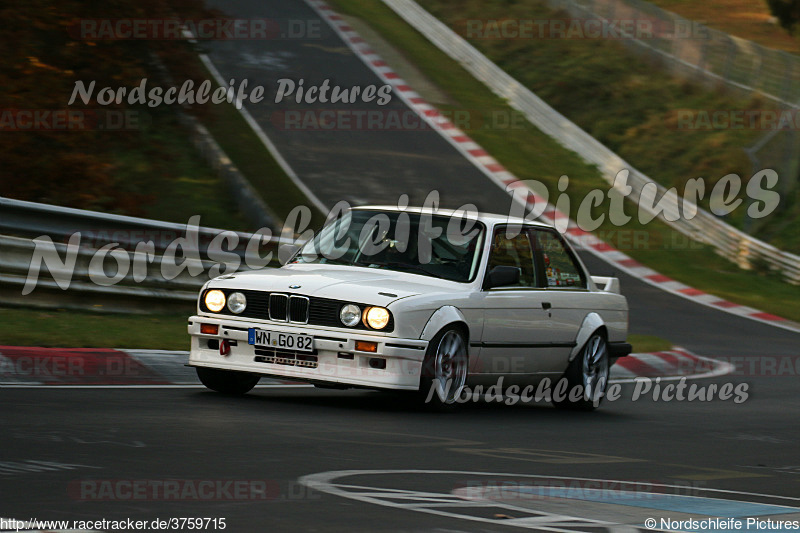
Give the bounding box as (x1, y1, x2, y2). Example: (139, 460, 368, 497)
(2, 1, 799, 531)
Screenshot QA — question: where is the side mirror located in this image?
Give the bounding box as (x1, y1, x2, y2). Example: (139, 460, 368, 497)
(484, 265, 521, 289)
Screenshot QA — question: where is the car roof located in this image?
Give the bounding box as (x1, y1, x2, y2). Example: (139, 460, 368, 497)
(351, 205, 555, 229)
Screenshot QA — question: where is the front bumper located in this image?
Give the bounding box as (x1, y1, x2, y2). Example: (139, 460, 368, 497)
(187, 315, 428, 390)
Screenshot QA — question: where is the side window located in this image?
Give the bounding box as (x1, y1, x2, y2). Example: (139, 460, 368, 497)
(486, 229, 537, 288)
(535, 230, 586, 288)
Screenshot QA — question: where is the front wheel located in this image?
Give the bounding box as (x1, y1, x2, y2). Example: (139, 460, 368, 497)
(552, 332, 609, 411)
(418, 327, 469, 409)
(196, 367, 260, 395)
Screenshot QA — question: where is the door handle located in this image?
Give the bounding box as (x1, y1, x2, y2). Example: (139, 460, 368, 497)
(542, 302, 552, 310)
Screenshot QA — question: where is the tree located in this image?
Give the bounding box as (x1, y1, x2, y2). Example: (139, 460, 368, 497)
(766, 0, 800, 35)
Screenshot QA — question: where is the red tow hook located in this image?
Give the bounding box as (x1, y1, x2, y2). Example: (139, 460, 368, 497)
(219, 339, 231, 356)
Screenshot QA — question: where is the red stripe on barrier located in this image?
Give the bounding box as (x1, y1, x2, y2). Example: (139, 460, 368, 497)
(0, 346, 167, 385)
(650, 351, 682, 368)
(678, 287, 705, 296)
(750, 312, 784, 322)
(614, 357, 664, 378)
(592, 242, 614, 252)
(617, 258, 642, 268)
(650, 350, 700, 370)
(670, 349, 700, 362)
(531, 195, 547, 205)
(646, 274, 673, 283)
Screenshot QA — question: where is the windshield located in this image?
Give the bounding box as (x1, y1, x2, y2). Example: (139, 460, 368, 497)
(291, 210, 485, 283)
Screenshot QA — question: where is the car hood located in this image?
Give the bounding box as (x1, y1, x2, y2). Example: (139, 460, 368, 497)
(207, 264, 466, 306)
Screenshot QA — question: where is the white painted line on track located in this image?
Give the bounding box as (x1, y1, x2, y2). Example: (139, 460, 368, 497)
(194, 49, 330, 214)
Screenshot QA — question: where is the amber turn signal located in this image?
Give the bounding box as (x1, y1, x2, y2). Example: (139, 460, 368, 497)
(200, 324, 219, 335)
(354, 341, 378, 353)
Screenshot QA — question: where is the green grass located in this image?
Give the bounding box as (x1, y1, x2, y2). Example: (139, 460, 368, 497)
(108, 108, 252, 231)
(411, 0, 799, 246)
(196, 73, 326, 229)
(0, 306, 190, 350)
(628, 334, 673, 353)
(0, 306, 673, 353)
(156, 42, 327, 230)
(326, 0, 800, 323)
(646, 0, 800, 55)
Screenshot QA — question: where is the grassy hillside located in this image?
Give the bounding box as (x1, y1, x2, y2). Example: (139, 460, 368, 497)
(648, 0, 800, 54)
(328, 0, 800, 321)
(414, 0, 800, 252)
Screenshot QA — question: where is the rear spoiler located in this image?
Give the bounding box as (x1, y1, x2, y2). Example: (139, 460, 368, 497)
(591, 276, 620, 294)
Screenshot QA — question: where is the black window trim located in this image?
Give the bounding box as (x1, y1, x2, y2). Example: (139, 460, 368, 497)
(532, 227, 588, 290)
(482, 225, 539, 291)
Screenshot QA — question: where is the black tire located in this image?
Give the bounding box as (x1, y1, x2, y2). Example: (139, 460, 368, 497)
(417, 326, 469, 410)
(552, 332, 609, 411)
(196, 367, 260, 395)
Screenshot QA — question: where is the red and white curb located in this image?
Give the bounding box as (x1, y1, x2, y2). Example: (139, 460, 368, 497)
(0, 347, 306, 387)
(611, 347, 734, 383)
(303, 0, 800, 335)
(0, 346, 729, 386)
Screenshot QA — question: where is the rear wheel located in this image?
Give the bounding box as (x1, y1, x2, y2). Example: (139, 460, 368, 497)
(418, 327, 468, 409)
(196, 367, 260, 395)
(552, 332, 609, 411)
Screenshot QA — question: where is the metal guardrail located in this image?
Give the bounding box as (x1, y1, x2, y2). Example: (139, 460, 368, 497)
(0, 197, 297, 313)
(547, 0, 800, 109)
(381, 0, 800, 284)
(0, 196, 285, 255)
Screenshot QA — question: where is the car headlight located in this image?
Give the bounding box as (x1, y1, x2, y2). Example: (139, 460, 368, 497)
(227, 292, 247, 314)
(340, 304, 361, 327)
(205, 290, 226, 312)
(364, 306, 390, 330)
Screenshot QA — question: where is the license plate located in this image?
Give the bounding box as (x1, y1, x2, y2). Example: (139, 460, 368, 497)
(248, 328, 314, 352)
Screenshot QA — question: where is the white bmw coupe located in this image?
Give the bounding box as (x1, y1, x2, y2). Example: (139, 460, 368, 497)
(188, 206, 630, 409)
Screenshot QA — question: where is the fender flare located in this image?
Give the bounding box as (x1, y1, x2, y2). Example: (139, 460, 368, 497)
(568, 312, 606, 362)
(420, 306, 468, 342)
